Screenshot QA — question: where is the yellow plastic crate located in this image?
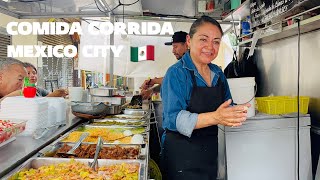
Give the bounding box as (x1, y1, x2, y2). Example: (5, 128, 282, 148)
(256, 96, 310, 115)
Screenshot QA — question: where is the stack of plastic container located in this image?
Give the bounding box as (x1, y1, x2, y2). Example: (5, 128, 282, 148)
(45, 97, 67, 126)
(0, 97, 49, 136)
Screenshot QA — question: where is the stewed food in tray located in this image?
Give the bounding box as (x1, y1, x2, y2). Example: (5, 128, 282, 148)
(43, 142, 141, 159)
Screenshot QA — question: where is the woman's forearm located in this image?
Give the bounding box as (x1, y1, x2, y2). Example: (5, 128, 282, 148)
(196, 112, 219, 129)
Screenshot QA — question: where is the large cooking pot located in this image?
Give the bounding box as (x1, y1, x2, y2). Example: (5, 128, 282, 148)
(71, 102, 122, 119)
(89, 87, 117, 97)
(71, 102, 107, 116)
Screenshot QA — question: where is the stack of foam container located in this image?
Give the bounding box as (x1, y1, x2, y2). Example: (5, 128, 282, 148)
(45, 97, 67, 126)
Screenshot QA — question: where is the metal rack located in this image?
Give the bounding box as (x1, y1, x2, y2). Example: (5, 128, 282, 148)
(238, 5, 320, 47)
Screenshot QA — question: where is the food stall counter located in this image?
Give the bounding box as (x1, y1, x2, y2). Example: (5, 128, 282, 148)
(0, 116, 83, 178)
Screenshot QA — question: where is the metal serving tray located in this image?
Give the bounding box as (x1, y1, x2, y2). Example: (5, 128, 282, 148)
(108, 114, 146, 120)
(5, 158, 145, 180)
(40, 142, 146, 159)
(84, 124, 149, 138)
(92, 119, 146, 127)
(123, 109, 149, 116)
(58, 125, 148, 145)
(83, 124, 147, 131)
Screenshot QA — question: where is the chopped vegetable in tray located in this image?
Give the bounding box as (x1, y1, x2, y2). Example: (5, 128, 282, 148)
(9, 159, 103, 180)
(9, 159, 139, 180)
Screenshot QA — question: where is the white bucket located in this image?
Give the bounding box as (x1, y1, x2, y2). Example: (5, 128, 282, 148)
(227, 77, 255, 117)
(68, 87, 83, 102)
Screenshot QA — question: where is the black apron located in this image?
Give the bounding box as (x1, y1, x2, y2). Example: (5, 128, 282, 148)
(162, 70, 225, 180)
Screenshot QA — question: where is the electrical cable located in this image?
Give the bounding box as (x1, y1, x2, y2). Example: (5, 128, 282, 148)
(94, 0, 106, 13)
(296, 18, 301, 180)
(120, 0, 140, 6)
(81, 19, 100, 31)
(94, 0, 140, 14)
(230, 9, 238, 40)
(111, 4, 121, 11)
(143, 12, 195, 19)
(229, 9, 240, 77)
(123, 3, 124, 23)
(94, 0, 120, 14)
(18, 0, 46, 2)
(82, 18, 107, 22)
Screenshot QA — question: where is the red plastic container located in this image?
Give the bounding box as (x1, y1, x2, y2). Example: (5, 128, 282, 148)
(23, 86, 37, 98)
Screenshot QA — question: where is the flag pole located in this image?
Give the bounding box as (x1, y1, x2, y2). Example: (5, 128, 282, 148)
(109, 12, 115, 87)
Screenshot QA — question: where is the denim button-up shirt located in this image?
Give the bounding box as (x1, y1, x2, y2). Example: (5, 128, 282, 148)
(160, 51, 232, 138)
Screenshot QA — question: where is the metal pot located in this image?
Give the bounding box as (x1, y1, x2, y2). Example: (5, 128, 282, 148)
(89, 87, 117, 97)
(71, 102, 108, 116)
(123, 108, 148, 116)
(105, 104, 122, 115)
(91, 96, 126, 105)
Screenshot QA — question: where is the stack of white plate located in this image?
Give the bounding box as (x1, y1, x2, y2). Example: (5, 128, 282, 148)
(0, 96, 49, 136)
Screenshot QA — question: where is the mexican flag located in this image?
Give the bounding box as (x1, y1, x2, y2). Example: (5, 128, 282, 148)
(130, 45, 155, 62)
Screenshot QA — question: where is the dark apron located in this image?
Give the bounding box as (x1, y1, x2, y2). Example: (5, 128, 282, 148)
(162, 71, 225, 180)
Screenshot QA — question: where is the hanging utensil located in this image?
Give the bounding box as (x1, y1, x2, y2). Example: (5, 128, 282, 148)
(146, 84, 160, 91)
(129, 84, 160, 107)
(130, 95, 142, 106)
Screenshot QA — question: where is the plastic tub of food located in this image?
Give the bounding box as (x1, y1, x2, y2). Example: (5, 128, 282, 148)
(0, 119, 26, 145)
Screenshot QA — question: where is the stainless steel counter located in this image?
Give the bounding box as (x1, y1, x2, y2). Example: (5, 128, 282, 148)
(217, 114, 312, 180)
(0, 116, 83, 178)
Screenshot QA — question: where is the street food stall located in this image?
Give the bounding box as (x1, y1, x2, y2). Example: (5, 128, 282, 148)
(0, 97, 152, 179)
(1, 0, 320, 179)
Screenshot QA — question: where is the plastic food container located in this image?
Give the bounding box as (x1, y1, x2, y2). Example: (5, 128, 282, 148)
(0, 119, 26, 144)
(255, 96, 310, 115)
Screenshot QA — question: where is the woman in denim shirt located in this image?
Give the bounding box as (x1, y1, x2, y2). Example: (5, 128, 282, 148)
(160, 16, 251, 180)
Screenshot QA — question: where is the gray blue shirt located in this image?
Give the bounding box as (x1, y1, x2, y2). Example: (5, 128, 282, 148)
(160, 51, 232, 138)
(36, 87, 49, 97)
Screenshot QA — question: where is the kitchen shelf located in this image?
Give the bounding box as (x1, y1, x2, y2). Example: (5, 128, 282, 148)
(238, 14, 320, 47)
(222, 0, 250, 21)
